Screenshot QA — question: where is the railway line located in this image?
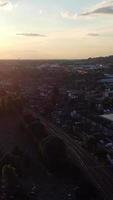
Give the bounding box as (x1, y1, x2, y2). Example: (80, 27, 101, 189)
(37, 114, 113, 200)
(0, 110, 113, 199)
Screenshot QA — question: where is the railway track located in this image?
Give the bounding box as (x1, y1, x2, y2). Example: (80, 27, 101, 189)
(37, 115, 113, 200)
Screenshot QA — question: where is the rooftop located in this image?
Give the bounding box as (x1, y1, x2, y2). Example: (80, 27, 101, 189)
(101, 113, 113, 122)
(99, 78, 113, 83)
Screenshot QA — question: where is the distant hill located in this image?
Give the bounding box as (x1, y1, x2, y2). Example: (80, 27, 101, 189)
(87, 55, 113, 64)
(0, 55, 113, 66)
(58, 55, 113, 66)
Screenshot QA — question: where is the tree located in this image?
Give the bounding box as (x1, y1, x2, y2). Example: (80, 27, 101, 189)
(1, 165, 28, 200)
(84, 135, 97, 152)
(40, 136, 67, 173)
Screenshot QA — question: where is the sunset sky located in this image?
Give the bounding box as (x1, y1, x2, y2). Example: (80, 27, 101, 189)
(0, 0, 113, 59)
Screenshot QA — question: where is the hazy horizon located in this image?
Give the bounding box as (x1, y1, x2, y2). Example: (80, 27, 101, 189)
(0, 53, 112, 61)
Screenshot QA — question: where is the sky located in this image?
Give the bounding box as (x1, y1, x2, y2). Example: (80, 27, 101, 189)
(0, 0, 113, 59)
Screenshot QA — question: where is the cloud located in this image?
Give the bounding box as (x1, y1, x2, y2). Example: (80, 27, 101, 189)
(88, 33, 100, 37)
(39, 9, 43, 15)
(61, 10, 77, 20)
(0, 0, 8, 7)
(80, 0, 113, 16)
(16, 33, 46, 37)
(0, 0, 18, 11)
(61, 1, 113, 20)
